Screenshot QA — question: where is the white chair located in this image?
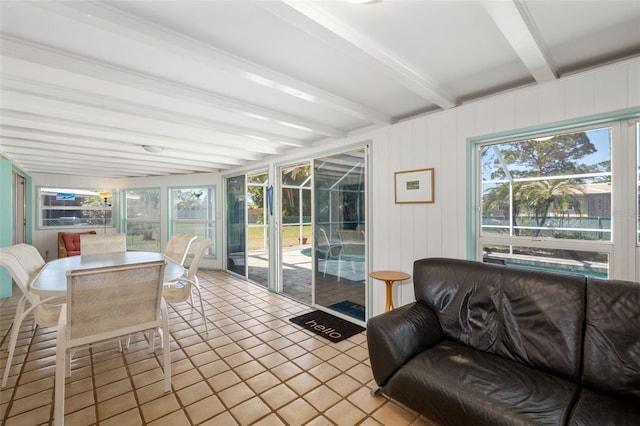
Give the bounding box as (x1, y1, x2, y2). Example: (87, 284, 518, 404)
(316, 228, 342, 277)
(337, 230, 366, 282)
(79, 234, 126, 255)
(55, 260, 170, 425)
(164, 233, 197, 265)
(0, 244, 62, 388)
(163, 239, 213, 334)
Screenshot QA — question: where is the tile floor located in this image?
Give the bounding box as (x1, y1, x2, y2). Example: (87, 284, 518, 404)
(1, 270, 434, 425)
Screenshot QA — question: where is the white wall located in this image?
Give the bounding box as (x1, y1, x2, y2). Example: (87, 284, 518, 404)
(26, 57, 640, 316)
(366, 57, 640, 313)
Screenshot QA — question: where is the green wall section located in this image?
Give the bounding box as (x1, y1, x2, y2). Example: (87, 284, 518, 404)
(0, 160, 13, 297)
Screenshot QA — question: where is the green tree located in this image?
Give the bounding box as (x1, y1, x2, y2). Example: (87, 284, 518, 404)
(483, 132, 601, 236)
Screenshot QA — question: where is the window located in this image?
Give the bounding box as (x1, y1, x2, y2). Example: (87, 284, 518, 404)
(169, 186, 216, 257)
(475, 121, 628, 279)
(122, 188, 161, 251)
(38, 187, 113, 228)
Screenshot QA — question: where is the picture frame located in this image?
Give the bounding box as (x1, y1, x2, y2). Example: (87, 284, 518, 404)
(394, 168, 435, 204)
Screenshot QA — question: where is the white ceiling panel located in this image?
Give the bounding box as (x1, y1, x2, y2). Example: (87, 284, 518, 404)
(1, 0, 639, 178)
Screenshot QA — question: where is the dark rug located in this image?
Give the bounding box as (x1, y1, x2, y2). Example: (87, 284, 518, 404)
(327, 300, 365, 321)
(290, 310, 365, 343)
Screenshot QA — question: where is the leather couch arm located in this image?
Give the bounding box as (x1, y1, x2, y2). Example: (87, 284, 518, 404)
(366, 302, 444, 387)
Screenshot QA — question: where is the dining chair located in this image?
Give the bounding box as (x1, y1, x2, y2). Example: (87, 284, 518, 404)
(164, 233, 197, 265)
(79, 234, 126, 255)
(0, 244, 63, 388)
(163, 238, 213, 335)
(54, 260, 170, 425)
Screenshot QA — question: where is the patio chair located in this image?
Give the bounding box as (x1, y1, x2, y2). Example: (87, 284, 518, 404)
(164, 233, 197, 265)
(54, 260, 170, 425)
(0, 244, 63, 388)
(163, 239, 213, 335)
(80, 234, 126, 255)
(317, 228, 342, 277)
(337, 230, 366, 282)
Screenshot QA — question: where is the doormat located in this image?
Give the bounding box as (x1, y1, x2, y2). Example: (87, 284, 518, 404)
(290, 310, 365, 343)
(327, 300, 365, 321)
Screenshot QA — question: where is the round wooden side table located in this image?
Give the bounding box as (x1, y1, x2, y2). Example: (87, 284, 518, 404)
(369, 270, 411, 312)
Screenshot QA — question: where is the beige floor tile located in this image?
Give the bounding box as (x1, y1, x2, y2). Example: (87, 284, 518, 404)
(260, 384, 298, 410)
(140, 393, 181, 423)
(324, 399, 367, 426)
(286, 372, 321, 396)
(99, 407, 143, 425)
(303, 384, 342, 412)
(230, 396, 272, 425)
(218, 382, 256, 408)
(277, 398, 319, 426)
(185, 394, 226, 424)
(0, 271, 394, 426)
(177, 381, 214, 406)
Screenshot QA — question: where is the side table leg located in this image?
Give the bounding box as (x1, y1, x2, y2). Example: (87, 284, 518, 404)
(385, 280, 394, 312)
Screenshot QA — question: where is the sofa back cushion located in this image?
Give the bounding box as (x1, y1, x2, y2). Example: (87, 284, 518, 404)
(61, 231, 96, 256)
(496, 267, 585, 381)
(414, 258, 501, 352)
(413, 258, 586, 381)
(582, 278, 640, 402)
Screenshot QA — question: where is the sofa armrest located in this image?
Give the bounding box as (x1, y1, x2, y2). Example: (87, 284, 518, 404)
(366, 302, 443, 387)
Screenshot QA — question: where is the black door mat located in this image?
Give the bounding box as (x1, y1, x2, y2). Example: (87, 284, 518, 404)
(290, 310, 365, 343)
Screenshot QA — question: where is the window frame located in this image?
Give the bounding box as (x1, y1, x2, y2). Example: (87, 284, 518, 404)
(468, 108, 640, 281)
(168, 185, 217, 258)
(121, 187, 162, 252)
(37, 186, 114, 229)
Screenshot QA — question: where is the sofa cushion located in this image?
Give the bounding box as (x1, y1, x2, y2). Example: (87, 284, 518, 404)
(386, 340, 579, 426)
(413, 258, 501, 351)
(61, 232, 96, 256)
(568, 388, 640, 425)
(582, 278, 640, 402)
(413, 258, 586, 381)
(496, 267, 586, 382)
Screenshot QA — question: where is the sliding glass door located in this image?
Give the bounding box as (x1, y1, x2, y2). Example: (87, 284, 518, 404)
(226, 171, 270, 287)
(226, 175, 245, 276)
(314, 149, 366, 321)
(247, 170, 269, 287)
(280, 162, 313, 304)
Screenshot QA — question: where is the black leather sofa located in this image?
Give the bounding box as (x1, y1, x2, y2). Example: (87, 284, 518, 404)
(367, 258, 640, 425)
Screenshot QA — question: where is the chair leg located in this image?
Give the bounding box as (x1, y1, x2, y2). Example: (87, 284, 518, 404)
(160, 300, 171, 393)
(54, 329, 67, 425)
(192, 284, 208, 334)
(2, 297, 33, 388)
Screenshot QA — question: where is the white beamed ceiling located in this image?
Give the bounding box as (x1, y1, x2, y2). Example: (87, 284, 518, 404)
(1, 0, 639, 178)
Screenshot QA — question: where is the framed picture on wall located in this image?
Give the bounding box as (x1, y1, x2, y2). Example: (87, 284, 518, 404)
(394, 168, 435, 204)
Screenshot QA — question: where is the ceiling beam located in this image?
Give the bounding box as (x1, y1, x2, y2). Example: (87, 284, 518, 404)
(0, 52, 312, 150)
(483, 0, 558, 83)
(0, 89, 292, 155)
(0, 109, 267, 161)
(0, 129, 241, 169)
(272, 1, 457, 110)
(26, 0, 392, 125)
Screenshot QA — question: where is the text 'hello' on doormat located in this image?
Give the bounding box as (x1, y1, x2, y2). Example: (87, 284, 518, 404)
(289, 310, 365, 343)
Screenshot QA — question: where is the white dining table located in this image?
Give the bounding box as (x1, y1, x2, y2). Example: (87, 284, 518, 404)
(30, 251, 184, 298)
